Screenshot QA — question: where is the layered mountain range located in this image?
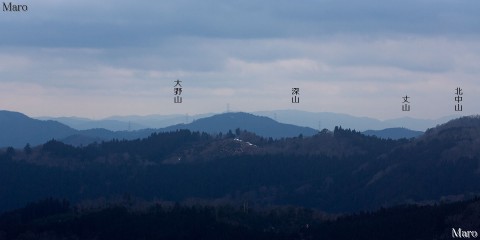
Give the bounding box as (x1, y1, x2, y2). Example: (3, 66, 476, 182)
(0, 110, 426, 148)
(1, 114, 479, 214)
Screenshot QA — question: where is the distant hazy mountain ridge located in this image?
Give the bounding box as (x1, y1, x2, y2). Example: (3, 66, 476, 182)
(40, 110, 458, 132)
(362, 127, 424, 140)
(0, 110, 458, 147)
(0, 111, 77, 148)
(161, 112, 318, 139)
(1, 111, 318, 147)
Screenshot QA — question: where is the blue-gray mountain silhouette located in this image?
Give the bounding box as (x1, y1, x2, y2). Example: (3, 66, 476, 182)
(0, 110, 77, 148)
(362, 127, 423, 140)
(160, 112, 318, 139)
(0, 111, 318, 147)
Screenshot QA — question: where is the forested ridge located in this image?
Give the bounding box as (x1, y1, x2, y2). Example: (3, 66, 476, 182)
(1, 116, 480, 237)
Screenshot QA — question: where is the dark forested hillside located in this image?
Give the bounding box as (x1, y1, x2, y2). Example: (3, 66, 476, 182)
(1, 116, 479, 217)
(1, 197, 479, 240)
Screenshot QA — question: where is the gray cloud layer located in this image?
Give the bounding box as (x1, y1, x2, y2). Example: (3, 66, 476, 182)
(2, 0, 479, 47)
(0, 0, 479, 119)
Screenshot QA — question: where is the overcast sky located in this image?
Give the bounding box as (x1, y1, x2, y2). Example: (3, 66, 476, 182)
(0, 0, 479, 119)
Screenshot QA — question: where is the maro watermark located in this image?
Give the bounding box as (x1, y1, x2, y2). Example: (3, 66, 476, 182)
(452, 228, 479, 239)
(3, 2, 28, 12)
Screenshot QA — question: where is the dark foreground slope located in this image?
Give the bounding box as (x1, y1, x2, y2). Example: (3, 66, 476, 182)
(0, 116, 479, 214)
(0, 197, 478, 240)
